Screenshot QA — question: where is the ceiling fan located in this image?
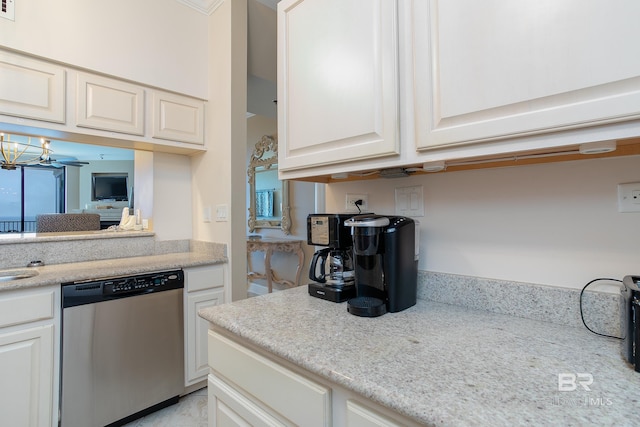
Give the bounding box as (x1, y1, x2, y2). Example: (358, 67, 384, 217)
(38, 140, 89, 168)
(39, 157, 90, 168)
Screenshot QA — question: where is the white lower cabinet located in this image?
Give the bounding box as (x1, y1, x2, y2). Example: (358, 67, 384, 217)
(209, 374, 285, 427)
(185, 265, 226, 387)
(208, 331, 330, 427)
(207, 330, 422, 427)
(346, 400, 406, 427)
(0, 286, 60, 427)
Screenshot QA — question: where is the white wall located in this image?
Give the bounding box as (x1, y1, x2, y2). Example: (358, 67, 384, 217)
(153, 152, 192, 241)
(0, 0, 208, 98)
(191, 0, 248, 301)
(325, 155, 640, 291)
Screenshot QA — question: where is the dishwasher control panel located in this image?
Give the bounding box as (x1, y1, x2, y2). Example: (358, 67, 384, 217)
(105, 272, 182, 294)
(62, 270, 184, 308)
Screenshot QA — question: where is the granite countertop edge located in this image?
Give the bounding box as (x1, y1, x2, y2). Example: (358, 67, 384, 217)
(199, 286, 640, 426)
(0, 251, 226, 291)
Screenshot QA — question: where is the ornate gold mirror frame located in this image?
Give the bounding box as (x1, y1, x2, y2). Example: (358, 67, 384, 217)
(247, 135, 291, 234)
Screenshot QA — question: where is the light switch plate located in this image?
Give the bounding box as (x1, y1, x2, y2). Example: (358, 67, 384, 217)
(395, 185, 424, 217)
(215, 204, 228, 221)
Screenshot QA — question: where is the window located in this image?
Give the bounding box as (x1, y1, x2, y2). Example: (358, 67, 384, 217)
(0, 166, 65, 232)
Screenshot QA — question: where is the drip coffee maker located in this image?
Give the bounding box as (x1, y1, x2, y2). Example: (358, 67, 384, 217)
(307, 213, 357, 302)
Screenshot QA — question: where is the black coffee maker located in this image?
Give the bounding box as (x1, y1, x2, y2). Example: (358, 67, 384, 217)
(621, 275, 640, 372)
(307, 213, 357, 302)
(344, 214, 418, 317)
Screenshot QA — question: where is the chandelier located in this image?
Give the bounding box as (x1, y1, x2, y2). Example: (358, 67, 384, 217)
(0, 133, 52, 170)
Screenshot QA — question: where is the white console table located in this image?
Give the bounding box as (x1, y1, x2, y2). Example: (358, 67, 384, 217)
(246, 238, 305, 293)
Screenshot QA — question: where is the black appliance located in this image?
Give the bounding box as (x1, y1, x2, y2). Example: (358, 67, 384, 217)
(345, 214, 418, 317)
(621, 275, 640, 372)
(307, 213, 357, 302)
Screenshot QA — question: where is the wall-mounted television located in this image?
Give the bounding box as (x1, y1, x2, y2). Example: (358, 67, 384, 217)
(92, 173, 129, 201)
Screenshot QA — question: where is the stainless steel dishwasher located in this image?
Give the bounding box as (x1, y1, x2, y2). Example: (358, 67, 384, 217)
(60, 270, 184, 427)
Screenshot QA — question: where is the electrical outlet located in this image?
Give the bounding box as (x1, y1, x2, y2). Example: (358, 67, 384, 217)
(345, 193, 368, 212)
(203, 206, 212, 223)
(617, 182, 640, 212)
(1, 0, 15, 21)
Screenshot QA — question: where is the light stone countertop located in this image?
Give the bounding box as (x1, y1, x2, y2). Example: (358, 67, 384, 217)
(199, 286, 640, 426)
(0, 251, 225, 292)
(0, 229, 156, 244)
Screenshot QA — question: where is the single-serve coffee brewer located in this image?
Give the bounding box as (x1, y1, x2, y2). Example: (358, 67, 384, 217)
(344, 214, 418, 317)
(307, 213, 357, 302)
(621, 275, 640, 372)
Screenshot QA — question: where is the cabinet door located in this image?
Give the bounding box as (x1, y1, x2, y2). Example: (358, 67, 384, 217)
(209, 331, 331, 427)
(277, 0, 400, 171)
(0, 325, 54, 427)
(152, 90, 205, 145)
(209, 374, 288, 427)
(185, 288, 225, 386)
(76, 72, 145, 135)
(346, 400, 405, 427)
(0, 50, 65, 123)
(414, 0, 640, 150)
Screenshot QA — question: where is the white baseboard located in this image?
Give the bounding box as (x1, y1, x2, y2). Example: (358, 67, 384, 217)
(248, 281, 268, 296)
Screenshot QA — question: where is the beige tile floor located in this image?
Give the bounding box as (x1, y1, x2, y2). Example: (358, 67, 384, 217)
(123, 388, 208, 427)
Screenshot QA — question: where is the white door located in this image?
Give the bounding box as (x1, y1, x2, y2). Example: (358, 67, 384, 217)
(277, 0, 400, 171)
(414, 0, 640, 150)
(186, 289, 224, 385)
(0, 325, 54, 427)
(0, 50, 65, 123)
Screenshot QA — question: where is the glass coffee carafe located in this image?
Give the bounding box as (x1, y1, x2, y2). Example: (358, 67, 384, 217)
(309, 248, 354, 288)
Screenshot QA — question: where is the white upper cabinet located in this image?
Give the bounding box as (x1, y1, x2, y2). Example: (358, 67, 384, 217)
(277, 0, 400, 171)
(76, 72, 145, 135)
(0, 48, 206, 154)
(414, 0, 640, 150)
(0, 51, 65, 124)
(152, 91, 205, 145)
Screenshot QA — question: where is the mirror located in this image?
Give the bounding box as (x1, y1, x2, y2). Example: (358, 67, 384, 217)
(0, 137, 135, 235)
(247, 135, 290, 234)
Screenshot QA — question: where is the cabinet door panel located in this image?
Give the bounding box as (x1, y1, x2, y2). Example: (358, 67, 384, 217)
(209, 375, 287, 427)
(186, 289, 224, 385)
(209, 331, 330, 427)
(76, 73, 145, 135)
(278, 0, 399, 171)
(0, 290, 54, 329)
(0, 51, 65, 123)
(185, 264, 225, 293)
(415, 0, 640, 150)
(346, 400, 404, 427)
(0, 325, 54, 427)
(152, 91, 205, 145)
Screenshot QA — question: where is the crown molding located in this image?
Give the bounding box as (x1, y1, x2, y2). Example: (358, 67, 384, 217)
(176, 0, 224, 15)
